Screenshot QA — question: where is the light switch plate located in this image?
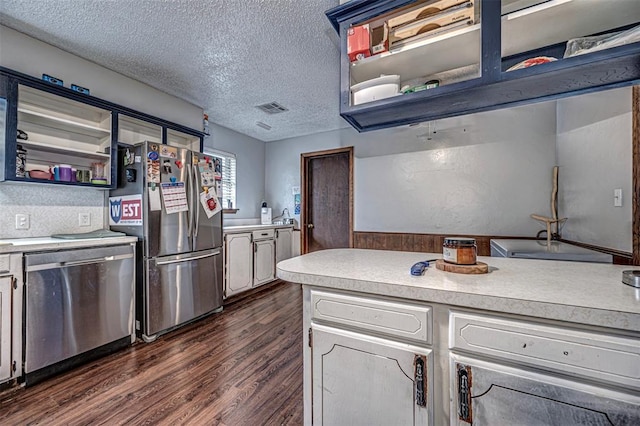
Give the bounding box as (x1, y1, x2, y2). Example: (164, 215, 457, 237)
(614, 189, 622, 207)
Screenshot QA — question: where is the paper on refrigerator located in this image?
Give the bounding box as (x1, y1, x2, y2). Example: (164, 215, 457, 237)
(200, 186, 222, 218)
(160, 182, 189, 214)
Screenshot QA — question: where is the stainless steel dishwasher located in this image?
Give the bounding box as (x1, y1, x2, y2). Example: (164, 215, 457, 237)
(24, 243, 135, 384)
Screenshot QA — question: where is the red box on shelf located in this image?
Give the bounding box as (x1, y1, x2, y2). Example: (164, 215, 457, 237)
(347, 24, 371, 62)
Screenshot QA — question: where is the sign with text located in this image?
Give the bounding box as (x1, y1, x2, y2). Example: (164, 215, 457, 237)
(109, 194, 143, 226)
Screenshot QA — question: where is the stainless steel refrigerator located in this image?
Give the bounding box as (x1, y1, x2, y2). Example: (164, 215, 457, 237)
(109, 141, 223, 342)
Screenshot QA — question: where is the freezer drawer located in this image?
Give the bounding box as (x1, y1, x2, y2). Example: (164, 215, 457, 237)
(25, 244, 135, 374)
(144, 248, 223, 338)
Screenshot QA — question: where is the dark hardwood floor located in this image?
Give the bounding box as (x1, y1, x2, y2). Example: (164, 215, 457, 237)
(0, 281, 303, 425)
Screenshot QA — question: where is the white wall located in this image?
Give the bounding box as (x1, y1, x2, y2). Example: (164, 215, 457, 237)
(0, 26, 202, 129)
(204, 123, 266, 220)
(266, 102, 558, 236)
(0, 26, 204, 238)
(265, 129, 347, 225)
(556, 87, 632, 252)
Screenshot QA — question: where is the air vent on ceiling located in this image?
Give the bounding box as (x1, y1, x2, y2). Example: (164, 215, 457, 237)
(255, 101, 289, 114)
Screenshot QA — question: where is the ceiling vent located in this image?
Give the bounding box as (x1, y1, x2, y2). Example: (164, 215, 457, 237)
(255, 101, 289, 114)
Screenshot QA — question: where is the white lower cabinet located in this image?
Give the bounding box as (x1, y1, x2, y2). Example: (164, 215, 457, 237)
(224, 232, 253, 298)
(253, 238, 275, 286)
(0, 275, 12, 382)
(312, 324, 433, 426)
(449, 311, 640, 425)
(304, 287, 640, 425)
(450, 355, 640, 426)
(307, 288, 434, 425)
(0, 252, 22, 385)
(224, 226, 294, 298)
(275, 227, 293, 265)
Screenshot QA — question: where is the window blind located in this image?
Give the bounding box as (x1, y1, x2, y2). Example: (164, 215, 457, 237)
(205, 149, 236, 210)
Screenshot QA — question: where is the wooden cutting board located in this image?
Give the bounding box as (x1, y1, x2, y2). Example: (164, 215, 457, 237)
(435, 259, 489, 274)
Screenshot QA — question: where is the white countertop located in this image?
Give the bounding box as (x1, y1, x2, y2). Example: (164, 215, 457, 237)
(224, 224, 295, 233)
(0, 236, 138, 254)
(277, 249, 640, 332)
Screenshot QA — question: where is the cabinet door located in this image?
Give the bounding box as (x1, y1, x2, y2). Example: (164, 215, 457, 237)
(312, 324, 433, 426)
(450, 355, 640, 426)
(275, 227, 293, 264)
(0, 276, 12, 382)
(224, 233, 253, 297)
(253, 239, 275, 286)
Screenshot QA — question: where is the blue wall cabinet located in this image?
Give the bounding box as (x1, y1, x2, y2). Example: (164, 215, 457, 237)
(326, 0, 640, 132)
(0, 67, 204, 189)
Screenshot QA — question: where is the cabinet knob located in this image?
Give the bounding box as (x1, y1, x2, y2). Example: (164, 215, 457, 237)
(307, 223, 314, 229)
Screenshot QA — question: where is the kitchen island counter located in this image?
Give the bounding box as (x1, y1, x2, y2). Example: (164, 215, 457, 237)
(277, 248, 640, 332)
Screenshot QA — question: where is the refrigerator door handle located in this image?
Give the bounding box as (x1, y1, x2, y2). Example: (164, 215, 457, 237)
(187, 162, 195, 238)
(155, 249, 221, 266)
(193, 162, 200, 238)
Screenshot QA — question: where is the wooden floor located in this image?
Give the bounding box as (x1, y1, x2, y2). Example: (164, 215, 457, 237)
(0, 281, 303, 425)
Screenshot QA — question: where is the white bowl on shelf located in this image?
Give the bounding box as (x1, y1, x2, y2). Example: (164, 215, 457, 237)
(351, 74, 401, 105)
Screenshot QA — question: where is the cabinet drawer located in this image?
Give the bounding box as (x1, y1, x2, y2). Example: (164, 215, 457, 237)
(310, 290, 432, 343)
(252, 229, 274, 240)
(450, 311, 640, 389)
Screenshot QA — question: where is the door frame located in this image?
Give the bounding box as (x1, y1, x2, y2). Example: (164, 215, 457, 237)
(633, 86, 639, 265)
(300, 147, 354, 254)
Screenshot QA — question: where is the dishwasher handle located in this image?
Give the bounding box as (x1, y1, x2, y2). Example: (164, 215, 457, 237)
(63, 255, 116, 267)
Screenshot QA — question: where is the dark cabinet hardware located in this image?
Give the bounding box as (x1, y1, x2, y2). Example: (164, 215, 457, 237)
(457, 363, 473, 423)
(414, 355, 427, 407)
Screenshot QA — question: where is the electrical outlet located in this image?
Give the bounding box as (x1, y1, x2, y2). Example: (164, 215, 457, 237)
(15, 214, 29, 230)
(78, 213, 91, 227)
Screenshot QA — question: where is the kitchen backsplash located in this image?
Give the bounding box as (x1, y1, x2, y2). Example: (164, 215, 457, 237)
(0, 184, 105, 239)
(223, 217, 261, 227)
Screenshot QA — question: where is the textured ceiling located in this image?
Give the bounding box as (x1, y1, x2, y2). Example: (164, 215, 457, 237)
(0, 0, 347, 142)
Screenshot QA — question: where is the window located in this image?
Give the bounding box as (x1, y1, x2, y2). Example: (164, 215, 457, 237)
(206, 149, 237, 211)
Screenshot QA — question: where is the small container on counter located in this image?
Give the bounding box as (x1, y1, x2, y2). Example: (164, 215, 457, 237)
(443, 237, 477, 265)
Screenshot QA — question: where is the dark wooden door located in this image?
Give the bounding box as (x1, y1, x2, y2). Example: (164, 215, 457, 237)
(301, 147, 353, 254)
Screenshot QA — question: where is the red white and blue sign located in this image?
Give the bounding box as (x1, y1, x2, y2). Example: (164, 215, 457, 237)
(109, 194, 143, 226)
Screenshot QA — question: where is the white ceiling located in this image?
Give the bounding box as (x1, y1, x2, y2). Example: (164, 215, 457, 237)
(0, 0, 347, 142)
